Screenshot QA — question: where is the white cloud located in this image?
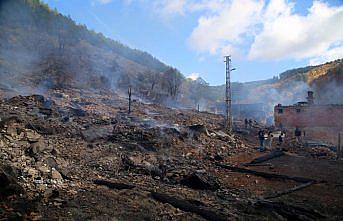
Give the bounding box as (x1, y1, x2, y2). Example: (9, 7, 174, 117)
(185, 0, 343, 63)
(187, 73, 200, 80)
(188, 0, 264, 55)
(249, 0, 343, 61)
(116, 0, 342, 64)
(308, 44, 343, 65)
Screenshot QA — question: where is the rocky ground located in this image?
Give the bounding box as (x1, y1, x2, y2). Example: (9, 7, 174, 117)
(1, 88, 343, 221)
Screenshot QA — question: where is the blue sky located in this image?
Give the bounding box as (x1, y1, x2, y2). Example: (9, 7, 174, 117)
(42, 0, 343, 85)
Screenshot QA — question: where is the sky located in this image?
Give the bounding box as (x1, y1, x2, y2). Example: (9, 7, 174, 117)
(42, 0, 343, 85)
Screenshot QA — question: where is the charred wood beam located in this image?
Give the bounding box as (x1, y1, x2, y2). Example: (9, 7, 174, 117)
(253, 199, 325, 220)
(150, 192, 229, 221)
(248, 150, 285, 165)
(94, 179, 135, 190)
(243, 163, 273, 167)
(264, 182, 315, 200)
(94, 179, 229, 220)
(180, 172, 220, 191)
(216, 163, 320, 183)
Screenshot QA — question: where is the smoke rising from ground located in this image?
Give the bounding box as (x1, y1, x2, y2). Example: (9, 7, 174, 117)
(0, 0, 167, 99)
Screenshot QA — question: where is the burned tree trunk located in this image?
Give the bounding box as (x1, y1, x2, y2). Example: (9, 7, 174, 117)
(94, 179, 135, 190)
(216, 163, 319, 183)
(253, 199, 325, 220)
(247, 150, 285, 165)
(150, 192, 228, 221)
(264, 181, 315, 200)
(128, 87, 132, 114)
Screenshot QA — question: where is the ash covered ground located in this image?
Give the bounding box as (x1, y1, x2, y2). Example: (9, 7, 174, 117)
(1, 88, 343, 221)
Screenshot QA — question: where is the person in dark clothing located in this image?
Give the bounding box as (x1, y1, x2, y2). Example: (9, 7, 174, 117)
(294, 127, 302, 143)
(278, 132, 284, 145)
(258, 129, 265, 152)
(244, 119, 248, 129)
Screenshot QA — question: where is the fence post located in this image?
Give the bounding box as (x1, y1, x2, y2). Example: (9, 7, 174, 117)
(338, 132, 342, 159)
(128, 87, 132, 114)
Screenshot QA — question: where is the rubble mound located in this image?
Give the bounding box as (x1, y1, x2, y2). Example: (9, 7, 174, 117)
(0, 90, 342, 220)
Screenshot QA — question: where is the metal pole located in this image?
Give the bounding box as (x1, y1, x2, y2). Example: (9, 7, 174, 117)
(224, 56, 232, 132)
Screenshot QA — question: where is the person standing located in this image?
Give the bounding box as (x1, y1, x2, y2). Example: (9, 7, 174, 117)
(268, 131, 274, 149)
(258, 129, 265, 152)
(278, 132, 284, 145)
(249, 119, 253, 129)
(294, 127, 302, 144)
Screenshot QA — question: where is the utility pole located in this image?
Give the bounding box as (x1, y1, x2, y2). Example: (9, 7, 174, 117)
(224, 56, 235, 132)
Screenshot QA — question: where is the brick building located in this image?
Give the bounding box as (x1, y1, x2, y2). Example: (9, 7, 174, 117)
(274, 91, 343, 144)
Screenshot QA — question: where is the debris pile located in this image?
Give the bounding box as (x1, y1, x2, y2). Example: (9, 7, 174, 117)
(0, 90, 342, 220)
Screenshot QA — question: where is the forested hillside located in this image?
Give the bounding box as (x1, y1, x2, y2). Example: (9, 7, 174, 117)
(0, 0, 184, 101)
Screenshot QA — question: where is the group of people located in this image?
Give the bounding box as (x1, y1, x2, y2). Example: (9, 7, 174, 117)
(258, 129, 284, 152)
(257, 126, 304, 152)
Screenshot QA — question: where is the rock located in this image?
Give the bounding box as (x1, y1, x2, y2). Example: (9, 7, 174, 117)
(6, 125, 18, 137)
(27, 168, 38, 178)
(51, 148, 60, 156)
(29, 140, 43, 154)
(188, 124, 210, 136)
(70, 107, 86, 117)
(44, 157, 58, 169)
(26, 123, 56, 135)
(4, 134, 13, 141)
(25, 130, 42, 142)
(39, 107, 53, 116)
(81, 127, 112, 142)
(214, 131, 229, 137)
(43, 189, 59, 199)
(30, 138, 50, 154)
(51, 168, 63, 180)
(37, 165, 50, 175)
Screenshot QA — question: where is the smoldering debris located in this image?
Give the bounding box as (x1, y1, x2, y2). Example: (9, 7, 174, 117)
(1, 89, 343, 220)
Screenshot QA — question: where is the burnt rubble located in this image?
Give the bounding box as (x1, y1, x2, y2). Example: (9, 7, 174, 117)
(0, 90, 342, 220)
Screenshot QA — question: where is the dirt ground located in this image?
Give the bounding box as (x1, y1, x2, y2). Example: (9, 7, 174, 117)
(1, 88, 343, 221)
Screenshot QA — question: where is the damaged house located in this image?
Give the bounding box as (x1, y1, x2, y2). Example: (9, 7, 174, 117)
(274, 91, 343, 145)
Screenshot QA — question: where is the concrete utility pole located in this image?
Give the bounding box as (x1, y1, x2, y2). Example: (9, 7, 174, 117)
(224, 56, 235, 132)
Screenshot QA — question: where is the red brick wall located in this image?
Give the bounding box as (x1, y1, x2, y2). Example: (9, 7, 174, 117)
(274, 105, 343, 128)
(274, 104, 343, 144)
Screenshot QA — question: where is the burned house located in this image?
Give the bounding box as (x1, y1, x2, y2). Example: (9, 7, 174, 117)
(232, 103, 268, 124)
(208, 102, 269, 124)
(274, 91, 343, 144)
